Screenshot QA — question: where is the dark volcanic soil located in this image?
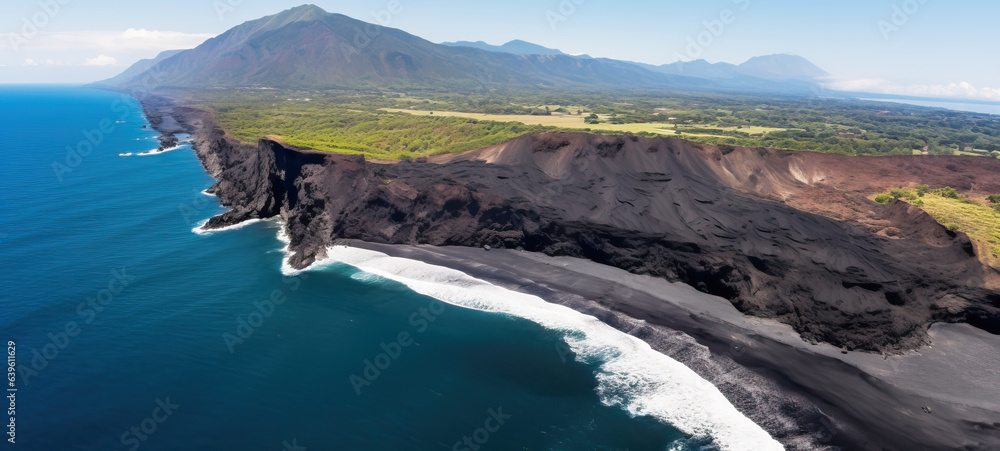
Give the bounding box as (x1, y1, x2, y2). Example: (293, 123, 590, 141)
(145, 96, 1000, 354)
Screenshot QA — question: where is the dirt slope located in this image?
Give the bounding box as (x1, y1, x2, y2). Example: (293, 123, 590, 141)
(176, 122, 1000, 352)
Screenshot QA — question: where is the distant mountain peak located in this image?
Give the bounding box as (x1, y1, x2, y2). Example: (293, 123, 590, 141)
(737, 54, 828, 81)
(440, 39, 566, 56)
(638, 53, 827, 88)
(282, 4, 328, 20)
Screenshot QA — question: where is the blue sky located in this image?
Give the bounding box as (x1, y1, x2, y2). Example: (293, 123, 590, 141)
(2, 0, 998, 100)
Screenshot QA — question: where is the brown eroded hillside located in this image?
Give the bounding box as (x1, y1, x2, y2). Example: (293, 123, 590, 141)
(188, 121, 1000, 351)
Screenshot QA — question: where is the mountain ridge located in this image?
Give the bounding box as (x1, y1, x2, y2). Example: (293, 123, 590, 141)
(440, 39, 568, 56)
(638, 54, 829, 83)
(100, 4, 824, 94)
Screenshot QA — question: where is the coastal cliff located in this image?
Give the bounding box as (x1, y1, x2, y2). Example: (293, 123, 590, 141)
(144, 96, 1000, 353)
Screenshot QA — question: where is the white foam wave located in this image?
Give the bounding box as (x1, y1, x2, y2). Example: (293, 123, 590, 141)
(302, 245, 784, 451)
(200, 189, 217, 198)
(191, 217, 268, 235)
(137, 144, 184, 156)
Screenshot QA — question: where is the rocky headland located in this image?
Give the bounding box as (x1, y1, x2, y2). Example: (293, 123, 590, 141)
(139, 94, 1000, 450)
(144, 95, 1000, 354)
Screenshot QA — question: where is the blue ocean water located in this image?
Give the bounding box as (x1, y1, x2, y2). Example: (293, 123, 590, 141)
(0, 86, 766, 450)
(860, 97, 1000, 116)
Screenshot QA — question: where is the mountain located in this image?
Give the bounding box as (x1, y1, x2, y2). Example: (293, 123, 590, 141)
(96, 49, 185, 86)
(638, 54, 829, 88)
(636, 59, 743, 79)
(441, 39, 566, 56)
(736, 54, 829, 82)
(102, 5, 708, 91)
(102, 5, 829, 94)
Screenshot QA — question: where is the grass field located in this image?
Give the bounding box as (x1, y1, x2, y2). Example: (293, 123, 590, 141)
(381, 108, 790, 138)
(874, 188, 1000, 265)
(381, 108, 676, 134)
(207, 103, 555, 160)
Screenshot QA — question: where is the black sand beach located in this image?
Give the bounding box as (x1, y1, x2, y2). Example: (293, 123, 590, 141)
(345, 242, 1000, 450)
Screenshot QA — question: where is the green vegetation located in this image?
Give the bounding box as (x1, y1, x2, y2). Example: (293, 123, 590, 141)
(988, 195, 1000, 204)
(371, 89, 1000, 156)
(935, 186, 960, 199)
(874, 186, 1000, 262)
(890, 189, 917, 201)
(193, 91, 554, 159)
(190, 87, 1000, 159)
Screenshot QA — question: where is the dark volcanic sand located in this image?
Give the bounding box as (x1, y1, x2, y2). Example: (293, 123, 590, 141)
(342, 242, 1000, 451)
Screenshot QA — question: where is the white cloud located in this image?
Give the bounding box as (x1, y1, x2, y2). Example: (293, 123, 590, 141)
(83, 54, 118, 66)
(23, 58, 38, 66)
(0, 29, 213, 53)
(45, 59, 54, 65)
(0, 28, 211, 70)
(824, 78, 1000, 102)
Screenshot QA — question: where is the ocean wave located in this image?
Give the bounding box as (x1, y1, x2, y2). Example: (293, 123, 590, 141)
(293, 244, 784, 451)
(192, 217, 269, 235)
(137, 144, 185, 156)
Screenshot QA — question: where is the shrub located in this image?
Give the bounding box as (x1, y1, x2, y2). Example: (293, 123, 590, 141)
(988, 195, 1000, 204)
(875, 194, 892, 204)
(890, 189, 916, 200)
(946, 223, 960, 232)
(914, 199, 925, 207)
(936, 186, 960, 199)
(916, 184, 930, 197)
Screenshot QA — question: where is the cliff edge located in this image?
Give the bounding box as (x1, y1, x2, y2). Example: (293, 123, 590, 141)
(143, 96, 1000, 353)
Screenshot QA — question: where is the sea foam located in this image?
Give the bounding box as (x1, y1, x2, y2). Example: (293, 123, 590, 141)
(291, 244, 784, 451)
(137, 144, 184, 156)
(192, 218, 268, 235)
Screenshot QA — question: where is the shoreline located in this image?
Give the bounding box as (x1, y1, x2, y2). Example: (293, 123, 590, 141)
(341, 240, 1000, 450)
(311, 244, 785, 450)
(138, 93, 1000, 449)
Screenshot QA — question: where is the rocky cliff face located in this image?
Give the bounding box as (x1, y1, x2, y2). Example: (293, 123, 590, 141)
(156, 99, 1000, 352)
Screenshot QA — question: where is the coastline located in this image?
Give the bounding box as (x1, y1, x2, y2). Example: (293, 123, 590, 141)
(137, 93, 1000, 449)
(341, 241, 1000, 450)
(135, 91, 1000, 353)
(304, 244, 786, 450)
